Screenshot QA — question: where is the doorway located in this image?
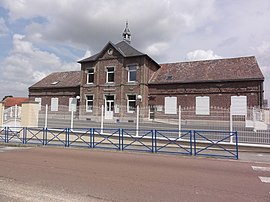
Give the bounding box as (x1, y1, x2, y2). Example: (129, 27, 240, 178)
(105, 95, 114, 119)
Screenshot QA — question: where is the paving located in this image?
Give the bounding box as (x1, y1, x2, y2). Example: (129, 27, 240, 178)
(0, 146, 270, 201)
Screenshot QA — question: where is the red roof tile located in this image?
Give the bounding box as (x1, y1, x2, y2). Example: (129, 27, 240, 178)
(3, 97, 29, 107)
(150, 56, 264, 84)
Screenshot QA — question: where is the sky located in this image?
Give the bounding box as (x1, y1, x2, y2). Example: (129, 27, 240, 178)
(0, 0, 269, 104)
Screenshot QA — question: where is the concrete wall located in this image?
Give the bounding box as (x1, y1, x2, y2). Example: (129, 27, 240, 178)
(21, 101, 39, 127)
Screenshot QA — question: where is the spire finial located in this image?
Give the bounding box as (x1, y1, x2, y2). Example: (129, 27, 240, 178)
(122, 20, 131, 43)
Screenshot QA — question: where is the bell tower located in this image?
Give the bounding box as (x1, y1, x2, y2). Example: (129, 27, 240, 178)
(122, 21, 131, 43)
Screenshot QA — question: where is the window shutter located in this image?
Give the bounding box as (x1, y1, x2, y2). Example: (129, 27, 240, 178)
(165, 97, 177, 114)
(34, 97, 42, 110)
(196, 96, 210, 115)
(231, 96, 247, 115)
(51, 98, 59, 111)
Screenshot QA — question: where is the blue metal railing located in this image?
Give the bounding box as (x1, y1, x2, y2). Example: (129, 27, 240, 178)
(122, 129, 154, 152)
(0, 127, 238, 159)
(193, 130, 238, 159)
(155, 130, 192, 155)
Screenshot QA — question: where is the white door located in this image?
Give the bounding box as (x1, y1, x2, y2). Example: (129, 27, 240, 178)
(105, 95, 114, 119)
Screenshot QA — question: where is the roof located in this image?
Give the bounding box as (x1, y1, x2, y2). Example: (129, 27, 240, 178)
(78, 41, 146, 63)
(3, 97, 29, 107)
(149, 56, 264, 84)
(29, 71, 81, 89)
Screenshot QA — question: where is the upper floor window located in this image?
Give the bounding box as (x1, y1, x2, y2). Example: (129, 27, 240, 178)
(87, 68, 94, 84)
(128, 65, 137, 82)
(106, 67, 115, 83)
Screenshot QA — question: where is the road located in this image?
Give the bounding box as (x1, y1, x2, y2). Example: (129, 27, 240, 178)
(1, 146, 270, 201)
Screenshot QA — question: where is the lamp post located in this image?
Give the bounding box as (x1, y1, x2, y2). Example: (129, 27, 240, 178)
(136, 95, 142, 136)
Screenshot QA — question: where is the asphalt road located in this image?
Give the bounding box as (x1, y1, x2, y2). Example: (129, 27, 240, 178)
(1, 146, 270, 201)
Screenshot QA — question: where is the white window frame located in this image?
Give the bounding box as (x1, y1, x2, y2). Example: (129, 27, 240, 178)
(86, 95, 94, 112)
(196, 96, 210, 115)
(51, 98, 59, 111)
(164, 97, 177, 114)
(34, 97, 42, 111)
(87, 68, 94, 84)
(128, 64, 137, 82)
(127, 95, 136, 113)
(69, 98, 77, 112)
(106, 66, 115, 83)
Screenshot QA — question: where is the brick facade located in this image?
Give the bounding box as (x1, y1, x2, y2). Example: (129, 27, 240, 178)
(29, 40, 264, 120)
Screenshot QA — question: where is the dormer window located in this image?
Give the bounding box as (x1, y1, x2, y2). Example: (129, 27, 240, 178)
(106, 67, 115, 83)
(51, 81, 59, 85)
(87, 68, 94, 84)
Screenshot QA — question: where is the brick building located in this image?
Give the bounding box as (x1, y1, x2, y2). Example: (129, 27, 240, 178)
(29, 23, 264, 120)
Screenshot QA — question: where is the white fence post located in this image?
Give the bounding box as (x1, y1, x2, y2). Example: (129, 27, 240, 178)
(101, 105, 104, 133)
(70, 110, 74, 129)
(136, 105, 139, 136)
(178, 105, 181, 138)
(45, 104, 48, 128)
(14, 105, 18, 127)
(252, 107, 257, 132)
(229, 105, 233, 143)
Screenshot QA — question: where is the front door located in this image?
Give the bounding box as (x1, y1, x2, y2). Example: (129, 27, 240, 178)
(105, 95, 114, 119)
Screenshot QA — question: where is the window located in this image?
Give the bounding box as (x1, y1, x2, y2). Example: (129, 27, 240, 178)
(106, 67, 114, 83)
(231, 96, 247, 115)
(196, 96, 210, 115)
(86, 95, 93, 112)
(128, 65, 137, 82)
(165, 97, 177, 114)
(34, 97, 42, 110)
(127, 95, 136, 113)
(69, 98, 77, 112)
(87, 68, 94, 83)
(51, 98, 59, 111)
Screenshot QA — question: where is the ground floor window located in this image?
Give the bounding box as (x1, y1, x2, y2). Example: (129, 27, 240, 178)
(127, 95, 136, 113)
(231, 95, 247, 115)
(34, 97, 42, 110)
(196, 96, 210, 115)
(86, 95, 93, 112)
(51, 98, 59, 111)
(164, 96, 177, 114)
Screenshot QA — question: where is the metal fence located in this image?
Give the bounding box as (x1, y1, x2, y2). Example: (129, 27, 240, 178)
(34, 105, 270, 146)
(0, 127, 238, 159)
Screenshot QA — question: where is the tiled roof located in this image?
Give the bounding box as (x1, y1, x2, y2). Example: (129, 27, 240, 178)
(114, 41, 145, 57)
(3, 97, 29, 107)
(29, 71, 81, 89)
(150, 56, 264, 84)
(78, 41, 146, 63)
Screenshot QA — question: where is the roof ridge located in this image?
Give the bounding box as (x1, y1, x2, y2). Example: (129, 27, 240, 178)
(159, 55, 256, 65)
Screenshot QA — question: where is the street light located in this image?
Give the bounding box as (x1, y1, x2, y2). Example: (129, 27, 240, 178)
(136, 95, 142, 136)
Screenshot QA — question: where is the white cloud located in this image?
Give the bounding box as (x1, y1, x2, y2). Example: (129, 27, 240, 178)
(0, 17, 8, 36)
(0, 34, 80, 97)
(145, 42, 169, 58)
(185, 49, 222, 61)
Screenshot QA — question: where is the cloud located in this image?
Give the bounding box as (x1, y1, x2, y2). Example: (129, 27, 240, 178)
(0, 34, 80, 98)
(1, 0, 217, 53)
(0, 17, 8, 36)
(185, 49, 222, 61)
(145, 42, 169, 58)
